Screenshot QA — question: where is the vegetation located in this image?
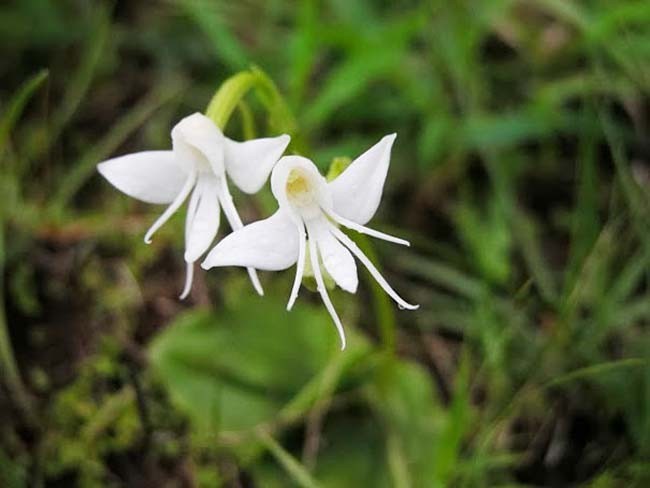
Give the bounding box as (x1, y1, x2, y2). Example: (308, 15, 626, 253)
(1, 0, 649, 486)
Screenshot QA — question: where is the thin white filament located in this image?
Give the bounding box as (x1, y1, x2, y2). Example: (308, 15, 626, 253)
(180, 262, 194, 300)
(287, 224, 306, 311)
(308, 228, 347, 350)
(179, 182, 202, 300)
(328, 223, 419, 310)
(217, 177, 264, 296)
(325, 209, 410, 247)
(144, 168, 197, 244)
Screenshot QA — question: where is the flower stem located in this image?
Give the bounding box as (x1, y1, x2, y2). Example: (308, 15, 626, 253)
(205, 67, 304, 151)
(256, 429, 321, 488)
(205, 71, 257, 130)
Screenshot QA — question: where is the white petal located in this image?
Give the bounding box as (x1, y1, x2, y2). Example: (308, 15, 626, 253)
(144, 169, 197, 244)
(172, 113, 226, 175)
(308, 219, 358, 293)
(185, 177, 202, 243)
(201, 209, 299, 271)
(184, 175, 221, 263)
(328, 222, 419, 311)
(216, 177, 264, 295)
(179, 184, 202, 299)
(179, 262, 194, 300)
(325, 209, 410, 247)
(224, 134, 291, 194)
(286, 225, 306, 310)
(97, 151, 186, 204)
(329, 134, 396, 225)
(308, 235, 347, 350)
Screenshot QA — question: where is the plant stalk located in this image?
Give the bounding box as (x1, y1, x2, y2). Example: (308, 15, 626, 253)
(0, 223, 33, 420)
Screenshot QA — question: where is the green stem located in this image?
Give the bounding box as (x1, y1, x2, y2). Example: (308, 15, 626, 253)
(386, 428, 412, 488)
(205, 71, 257, 129)
(82, 386, 135, 441)
(205, 67, 304, 151)
(0, 223, 33, 418)
(237, 100, 256, 140)
(256, 430, 322, 488)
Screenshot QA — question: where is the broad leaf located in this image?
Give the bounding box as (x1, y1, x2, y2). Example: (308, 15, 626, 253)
(149, 294, 363, 433)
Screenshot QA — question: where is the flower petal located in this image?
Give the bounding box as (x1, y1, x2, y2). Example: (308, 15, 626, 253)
(179, 262, 195, 300)
(172, 113, 226, 175)
(216, 177, 264, 296)
(97, 150, 186, 204)
(308, 235, 347, 350)
(201, 209, 299, 271)
(286, 224, 306, 310)
(143, 169, 197, 244)
(308, 219, 358, 293)
(224, 134, 291, 194)
(328, 222, 419, 311)
(184, 175, 221, 263)
(324, 208, 410, 246)
(329, 133, 396, 225)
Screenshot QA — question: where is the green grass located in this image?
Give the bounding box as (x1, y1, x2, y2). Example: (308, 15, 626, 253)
(1, 0, 650, 486)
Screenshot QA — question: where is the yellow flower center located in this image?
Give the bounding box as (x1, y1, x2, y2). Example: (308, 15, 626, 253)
(286, 169, 315, 208)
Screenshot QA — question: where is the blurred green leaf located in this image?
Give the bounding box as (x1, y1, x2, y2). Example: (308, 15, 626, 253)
(368, 357, 442, 487)
(179, 0, 249, 70)
(0, 448, 27, 488)
(49, 6, 110, 144)
(0, 69, 48, 156)
(455, 195, 512, 286)
(430, 352, 472, 487)
(257, 431, 322, 488)
(302, 9, 424, 129)
(256, 413, 392, 488)
(149, 295, 352, 433)
(461, 109, 560, 150)
(512, 210, 559, 305)
(53, 79, 183, 211)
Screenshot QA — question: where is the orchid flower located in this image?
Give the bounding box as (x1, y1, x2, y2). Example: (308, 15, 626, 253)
(98, 112, 290, 298)
(202, 134, 418, 349)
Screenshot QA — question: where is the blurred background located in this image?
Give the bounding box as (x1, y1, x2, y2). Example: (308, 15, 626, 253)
(1, 0, 650, 486)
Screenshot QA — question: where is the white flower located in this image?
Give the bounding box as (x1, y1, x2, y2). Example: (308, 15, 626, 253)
(98, 112, 290, 298)
(201, 134, 418, 349)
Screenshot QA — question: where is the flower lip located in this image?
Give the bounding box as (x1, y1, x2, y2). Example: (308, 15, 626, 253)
(271, 155, 332, 221)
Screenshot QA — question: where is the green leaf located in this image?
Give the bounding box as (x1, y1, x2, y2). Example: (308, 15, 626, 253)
(53, 80, 183, 211)
(0, 447, 27, 488)
(255, 414, 391, 488)
(367, 357, 443, 487)
(430, 352, 472, 486)
(454, 195, 512, 286)
(178, 0, 249, 70)
(49, 6, 110, 143)
(302, 47, 400, 128)
(461, 109, 560, 150)
(256, 431, 322, 488)
(149, 295, 351, 433)
(512, 210, 558, 305)
(0, 69, 49, 156)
